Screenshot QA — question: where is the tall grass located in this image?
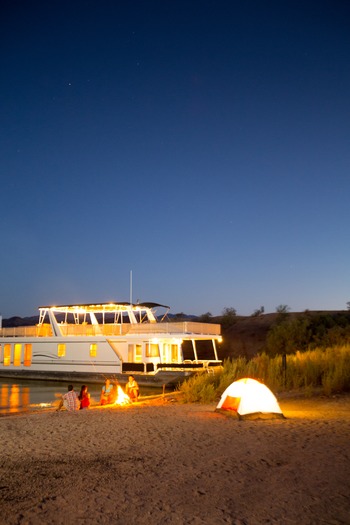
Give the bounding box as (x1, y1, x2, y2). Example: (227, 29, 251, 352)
(178, 345, 350, 403)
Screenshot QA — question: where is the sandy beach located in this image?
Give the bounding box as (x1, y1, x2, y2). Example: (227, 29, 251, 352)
(1, 394, 350, 525)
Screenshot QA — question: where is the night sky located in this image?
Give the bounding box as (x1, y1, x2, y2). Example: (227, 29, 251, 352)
(1, 1, 349, 318)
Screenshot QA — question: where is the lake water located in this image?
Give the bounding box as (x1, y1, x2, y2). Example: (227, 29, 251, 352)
(0, 379, 166, 416)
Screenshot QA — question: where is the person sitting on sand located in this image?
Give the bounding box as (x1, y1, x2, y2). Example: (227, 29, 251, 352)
(57, 384, 80, 411)
(100, 379, 114, 405)
(78, 385, 90, 409)
(125, 375, 139, 402)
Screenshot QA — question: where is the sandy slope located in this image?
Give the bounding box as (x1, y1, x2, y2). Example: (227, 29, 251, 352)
(0, 395, 349, 525)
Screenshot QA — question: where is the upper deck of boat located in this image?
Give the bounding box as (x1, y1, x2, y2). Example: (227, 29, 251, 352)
(0, 302, 221, 339)
(0, 321, 221, 338)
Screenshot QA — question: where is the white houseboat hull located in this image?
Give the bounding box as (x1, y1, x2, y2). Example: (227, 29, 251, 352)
(0, 302, 222, 387)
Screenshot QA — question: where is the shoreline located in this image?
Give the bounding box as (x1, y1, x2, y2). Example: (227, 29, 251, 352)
(1, 394, 349, 524)
(0, 388, 347, 419)
(0, 390, 182, 418)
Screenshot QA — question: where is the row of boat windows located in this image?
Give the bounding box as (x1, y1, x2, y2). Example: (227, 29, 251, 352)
(0, 343, 98, 367)
(57, 343, 162, 359)
(0, 344, 33, 366)
(0, 343, 173, 366)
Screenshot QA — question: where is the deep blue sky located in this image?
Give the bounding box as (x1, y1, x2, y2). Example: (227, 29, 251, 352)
(1, 1, 349, 318)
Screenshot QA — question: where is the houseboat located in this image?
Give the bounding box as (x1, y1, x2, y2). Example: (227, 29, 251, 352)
(0, 302, 222, 386)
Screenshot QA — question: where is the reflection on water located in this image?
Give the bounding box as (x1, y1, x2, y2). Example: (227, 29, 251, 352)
(0, 379, 164, 416)
(1, 383, 27, 414)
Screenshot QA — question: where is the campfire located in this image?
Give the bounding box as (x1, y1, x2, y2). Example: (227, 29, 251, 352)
(114, 385, 131, 406)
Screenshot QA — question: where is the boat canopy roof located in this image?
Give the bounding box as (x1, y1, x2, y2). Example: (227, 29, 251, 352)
(38, 302, 170, 314)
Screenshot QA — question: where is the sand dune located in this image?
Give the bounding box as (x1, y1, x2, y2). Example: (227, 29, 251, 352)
(0, 394, 349, 524)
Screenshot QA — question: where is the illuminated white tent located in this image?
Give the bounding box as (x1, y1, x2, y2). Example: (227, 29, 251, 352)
(216, 378, 284, 420)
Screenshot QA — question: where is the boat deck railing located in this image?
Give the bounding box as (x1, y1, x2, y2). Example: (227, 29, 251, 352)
(0, 321, 221, 338)
(0, 325, 50, 337)
(128, 321, 221, 336)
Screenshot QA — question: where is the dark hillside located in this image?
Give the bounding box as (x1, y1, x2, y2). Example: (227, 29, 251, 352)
(2, 316, 38, 327)
(217, 310, 350, 359)
(219, 313, 278, 359)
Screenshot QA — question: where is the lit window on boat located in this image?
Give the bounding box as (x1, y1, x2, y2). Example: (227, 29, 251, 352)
(14, 344, 22, 366)
(24, 344, 32, 366)
(58, 344, 66, 357)
(128, 344, 142, 362)
(3, 344, 11, 366)
(145, 343, 160, 358)
(90, 343, 97, 357)
(135, 344, 142, 362)
(171, 344, 178, 361)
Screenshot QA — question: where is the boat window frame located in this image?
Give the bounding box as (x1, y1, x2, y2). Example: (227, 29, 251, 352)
(13, 343, 22, 366)
(24, 344, 32, 366)
(171, 344, 178, 362)
(89, 343, 97, 357)
(3, 344, 11, 366)
(145, 343, 160, 358)
(57, 344, 66, 357)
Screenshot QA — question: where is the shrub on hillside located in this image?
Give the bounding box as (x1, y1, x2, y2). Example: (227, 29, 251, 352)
(179, 345, 350, 402)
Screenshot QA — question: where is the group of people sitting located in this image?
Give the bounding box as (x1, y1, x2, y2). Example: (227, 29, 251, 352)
(57, 375, 139, 411)
(100, 376, 139, 404)
(56, 384, 91, 411)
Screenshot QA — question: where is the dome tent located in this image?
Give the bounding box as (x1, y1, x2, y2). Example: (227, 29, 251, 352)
(216, 378, 285, 420)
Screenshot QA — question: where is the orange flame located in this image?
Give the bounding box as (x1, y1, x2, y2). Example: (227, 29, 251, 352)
(114, 385, 131, 406)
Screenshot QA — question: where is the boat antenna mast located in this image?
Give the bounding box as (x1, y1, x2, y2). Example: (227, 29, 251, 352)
(129, 270, 133, 305)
